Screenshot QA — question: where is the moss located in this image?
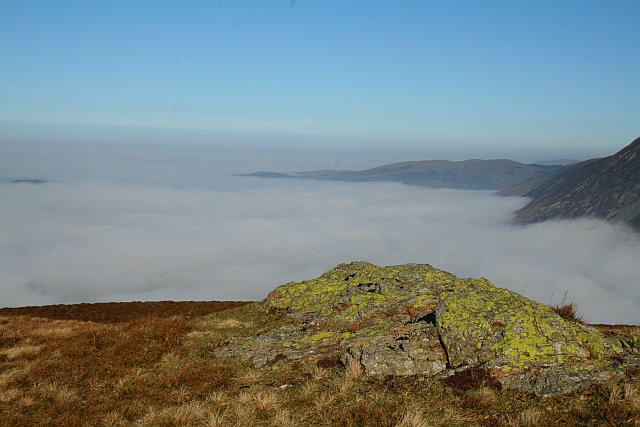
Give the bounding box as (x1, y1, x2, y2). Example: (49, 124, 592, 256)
(608, 339, 623, 354)
(436, 277, 605, 368)
(301, 331, 336, 343)
(413, 295, 438, 308)
(347, 292, 402, 317)
(341, 332, 355, 340)
(265, 262, 452, 324)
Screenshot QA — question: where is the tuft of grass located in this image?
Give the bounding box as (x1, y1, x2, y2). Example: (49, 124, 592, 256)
(516, 408, 543, 426)
(550, 290, 585, 324)
(344, 355, 363, 380)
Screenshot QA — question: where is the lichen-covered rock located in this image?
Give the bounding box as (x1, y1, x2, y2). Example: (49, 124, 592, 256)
(216, 261, 627, 395)
(495, 364, 625, 397)
(343, 324, 447, 376)
(434, 278, 604, 369)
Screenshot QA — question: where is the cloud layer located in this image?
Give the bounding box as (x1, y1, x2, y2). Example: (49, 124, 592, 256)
(1, 145, 639, 324)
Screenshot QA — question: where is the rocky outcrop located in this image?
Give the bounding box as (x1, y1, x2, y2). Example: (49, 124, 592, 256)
(216, 262, 638, 395)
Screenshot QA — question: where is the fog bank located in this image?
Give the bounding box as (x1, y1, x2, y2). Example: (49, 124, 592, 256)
(1, 144, 639, 324)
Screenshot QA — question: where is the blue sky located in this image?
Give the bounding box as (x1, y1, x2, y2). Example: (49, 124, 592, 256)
(1, 1, 638, 158)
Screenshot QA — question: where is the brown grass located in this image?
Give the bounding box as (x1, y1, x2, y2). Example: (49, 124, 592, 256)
(550, 291, 585, 324)
(1, 302, 639, 427)
(443, 366, 502, 392)
(0, 300, 252, 323)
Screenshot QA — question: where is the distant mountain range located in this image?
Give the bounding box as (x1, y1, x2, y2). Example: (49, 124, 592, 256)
(244, 159, 554, 191)
(502, 137, 640, 229)
(246, 137, 640, 230)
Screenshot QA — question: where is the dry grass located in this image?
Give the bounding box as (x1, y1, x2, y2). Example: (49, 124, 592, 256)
(464, 386, 499, 407)
(443, 366, 502, 392)
(211, 318, 253, 329)
(515, 408, 543, 426)
(395, 408, 430, 427)
(344, 355, 363, 380)
(549, 290, 585, 324)
(0, 344, 42, 360)
(1, 302, 640, 427)
(0, 301, 252, 323)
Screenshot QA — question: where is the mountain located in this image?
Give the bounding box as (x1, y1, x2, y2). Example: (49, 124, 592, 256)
(509, 137, 640, 229)
(244, 159, 551, 191)
(496, 160, 597, 197)
(531, 159, 579, 166)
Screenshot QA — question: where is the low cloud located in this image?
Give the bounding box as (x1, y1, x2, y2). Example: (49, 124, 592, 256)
(1, 145, 639, 324)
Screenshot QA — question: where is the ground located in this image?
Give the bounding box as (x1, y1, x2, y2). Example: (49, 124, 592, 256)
(1, 300, 640, 426)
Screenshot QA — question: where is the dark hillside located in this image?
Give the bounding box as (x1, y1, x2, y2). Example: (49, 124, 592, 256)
(512, 137, 640, 229)
(497, 160, 596, 197)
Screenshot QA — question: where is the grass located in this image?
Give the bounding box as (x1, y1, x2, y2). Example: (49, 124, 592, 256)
(550, 291, 585, 324)
(443, 367, 502, 392)
(1, 302, 639, 426)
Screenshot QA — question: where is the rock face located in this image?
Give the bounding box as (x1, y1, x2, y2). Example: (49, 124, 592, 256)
(217, 262, 630, 395)
(509, 137, 640, 229)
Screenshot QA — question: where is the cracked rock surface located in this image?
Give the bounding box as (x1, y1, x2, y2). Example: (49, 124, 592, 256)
(216, 261, 639, 395)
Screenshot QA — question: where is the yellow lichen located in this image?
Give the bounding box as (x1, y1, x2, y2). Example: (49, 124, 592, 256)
(301, 331, 336, 343)
(436, 277, 605, 368)
(253, 262, 608, 375)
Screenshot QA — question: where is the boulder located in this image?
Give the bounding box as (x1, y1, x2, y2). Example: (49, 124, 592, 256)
(216, 262, 631, 395)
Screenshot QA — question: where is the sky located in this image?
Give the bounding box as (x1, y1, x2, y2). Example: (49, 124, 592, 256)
(1, 0, 639, 158)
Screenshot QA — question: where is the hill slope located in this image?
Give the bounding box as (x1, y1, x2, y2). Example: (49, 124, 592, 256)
(246, 159, 550, 191)
(2, 283, 640, 425)
(511, 137, 640, 228)
(497, 160, 596, 197)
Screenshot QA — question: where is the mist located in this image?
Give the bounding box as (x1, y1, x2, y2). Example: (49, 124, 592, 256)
(1, 143, 639, 324)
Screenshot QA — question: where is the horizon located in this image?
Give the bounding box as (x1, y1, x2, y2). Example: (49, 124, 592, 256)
(3, 122, 637, 167)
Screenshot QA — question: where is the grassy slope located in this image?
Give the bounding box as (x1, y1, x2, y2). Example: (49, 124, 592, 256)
(1, 302, 640, 427)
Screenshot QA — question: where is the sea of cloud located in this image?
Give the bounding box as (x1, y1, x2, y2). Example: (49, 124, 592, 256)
(1, 143, 639, 324)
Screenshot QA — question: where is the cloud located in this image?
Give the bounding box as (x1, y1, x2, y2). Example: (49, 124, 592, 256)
(1, 145, 639, 324)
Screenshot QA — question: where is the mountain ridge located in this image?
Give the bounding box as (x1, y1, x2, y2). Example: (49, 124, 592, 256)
(511, 137, 640, 229)
(244, 158, 551, 191)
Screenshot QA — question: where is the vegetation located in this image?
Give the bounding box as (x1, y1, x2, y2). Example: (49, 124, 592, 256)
(0, 301, 251, 324)
(1, 302, 639, 426)
(550, 291, 585, 324)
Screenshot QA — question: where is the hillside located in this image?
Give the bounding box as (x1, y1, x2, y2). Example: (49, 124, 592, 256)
(245, 159, 551, 191)
(1, 311, 639, 427)
(510, 137, 640, 229)
(496, 160, 596, 197)
(2, 264, 640, 426)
